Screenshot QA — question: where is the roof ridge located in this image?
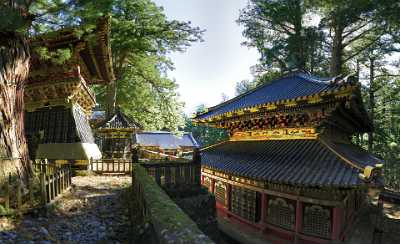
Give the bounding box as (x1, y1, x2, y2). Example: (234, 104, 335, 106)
(200, 140, 230, 152)
(195, 72, 336, 118)
(318, 138, 363, 170)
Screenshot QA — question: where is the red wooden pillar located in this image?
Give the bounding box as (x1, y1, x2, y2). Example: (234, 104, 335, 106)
(260, 193, 268, 223)
(201, 175, 204, 185)
(295, 200, 303, 238)
(210, 178, 215, 194)
(226, 184, 232, 210)
(331, 206, 342, 241)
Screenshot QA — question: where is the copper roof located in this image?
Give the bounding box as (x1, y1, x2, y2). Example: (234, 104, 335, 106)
(96, 110, 142, 130)
(29, 17, 115, 85)
(201, 139, 382, 187)
(194, 73, 357, 121)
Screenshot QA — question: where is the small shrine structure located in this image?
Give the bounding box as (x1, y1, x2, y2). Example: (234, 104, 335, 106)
(95, 109, 142, 159)
(192, 72, 383, 244)
(24, 17, 114, 166)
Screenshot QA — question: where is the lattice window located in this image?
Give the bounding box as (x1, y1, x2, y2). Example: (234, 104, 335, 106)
(303, 204, 331, 238)
(215, 181, 226, 205)
(231, 186, 260, 222)
(267, 197, 295, 230)
(203, 176, 211, 191)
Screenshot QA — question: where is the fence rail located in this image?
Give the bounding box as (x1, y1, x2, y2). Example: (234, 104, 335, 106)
(90, 159, 132, 174)
(0, 159, 72, 215)
(140, 161, 201, 188)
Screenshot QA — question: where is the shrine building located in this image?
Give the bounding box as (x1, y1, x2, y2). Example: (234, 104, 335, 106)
(94, 109, 142, 159)
(192, 72, 383, 244)
(24, 17, 114, 166)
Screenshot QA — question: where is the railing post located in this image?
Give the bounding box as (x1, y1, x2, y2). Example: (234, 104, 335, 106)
(4, 173, 10, 210)
(184, 165, 190, 185)
(28, 177, 34, 207)
(40, 173, 46, 205)
(193, 148, 201, 186)
(16, 180, 22, 213)
(155, 167, 161, 186)
(165, 166, 171, 187)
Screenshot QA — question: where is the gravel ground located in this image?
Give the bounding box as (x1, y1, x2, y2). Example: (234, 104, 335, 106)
(0, 175, 132, 244)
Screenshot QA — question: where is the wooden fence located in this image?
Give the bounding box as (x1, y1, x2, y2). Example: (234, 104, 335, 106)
(140, 161, 201, 188)
(90, 159, 132, 174)
(0, 159, 72, 215)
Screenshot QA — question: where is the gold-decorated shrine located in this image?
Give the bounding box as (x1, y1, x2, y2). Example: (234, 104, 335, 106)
(193, 72, 383, 244)
(94, 109, 142, 159)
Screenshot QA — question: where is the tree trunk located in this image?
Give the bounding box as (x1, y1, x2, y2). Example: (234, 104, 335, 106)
(0, 32, 31, 185)
(293, 0, 305, 71)
(330, 19, 344, 76)
(106, 80, 117, 117)
(368, 57, 375, 152)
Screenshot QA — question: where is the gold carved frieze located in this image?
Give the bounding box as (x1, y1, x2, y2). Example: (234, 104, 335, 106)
(230, 127, 318, 141)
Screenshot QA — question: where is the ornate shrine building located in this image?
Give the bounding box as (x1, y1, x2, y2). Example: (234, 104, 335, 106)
(24, 17, 115, 166)
(192, 72, 384, 244)
(94, 109, 142, 159)
(134, 131, 199, 160)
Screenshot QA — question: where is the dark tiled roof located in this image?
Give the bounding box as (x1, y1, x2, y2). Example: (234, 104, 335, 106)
(97, 110, 142, 129)
(134, 131, 199, 149)
(25, 105, 95, 144)
(201, 140, 380, 187)
(196, 73, 343, 120)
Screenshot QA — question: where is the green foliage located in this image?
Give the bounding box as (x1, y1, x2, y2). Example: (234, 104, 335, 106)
(32, 47, 72, 65)
(26, 0, 203, 132)
(184, 105, 228, 147)
(238, 0, 325, 72)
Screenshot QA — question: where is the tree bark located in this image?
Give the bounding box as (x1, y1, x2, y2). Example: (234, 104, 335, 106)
(330, 21, 344, 76)
(106, 80, 117, 117)
(0, 32, 31, 184)
(330, 26, 343, 76)
(368, 57, 375, 152)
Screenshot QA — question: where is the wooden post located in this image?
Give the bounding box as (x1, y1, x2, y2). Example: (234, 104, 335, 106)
(4, 173, 11, 210)
(184, 165, 190, 184)
(295, 200, 303, 243)
(165, 166, 171, 187)
(332, 206, 342, 241)
(57, 171, 61, 196)
(16, 180, 22, 214)
(46, 175, 51, 202)
(210, 179, 215, 194)
(28, 177, 34, 207)
(260, 193, 268, 224)
(155, 167, 161, 186)
(40, 173, 46, 205)
(226, 184, 232, 211)
(193, 148, 201, 186)
(68, 164, 72, 186)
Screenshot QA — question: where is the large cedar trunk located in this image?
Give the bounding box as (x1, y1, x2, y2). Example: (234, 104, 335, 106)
(368, 57, 375, 152)
(106, 80, 117, 117)
(0, 32, 31, 184)
(330, 23, 344, 76)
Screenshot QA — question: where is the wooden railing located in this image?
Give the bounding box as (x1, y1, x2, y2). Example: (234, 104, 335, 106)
(90, 158, 132, 174)
(140, 160, 201, 189)
(131, 164, 213, 244)
(39, 164, 72, 204)
(0, 159, 72, 215)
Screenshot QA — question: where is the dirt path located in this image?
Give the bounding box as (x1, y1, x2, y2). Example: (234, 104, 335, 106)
(0, 175, 132, 244)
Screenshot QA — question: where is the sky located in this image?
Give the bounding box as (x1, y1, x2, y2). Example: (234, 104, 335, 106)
(153, 0, 259, 115)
